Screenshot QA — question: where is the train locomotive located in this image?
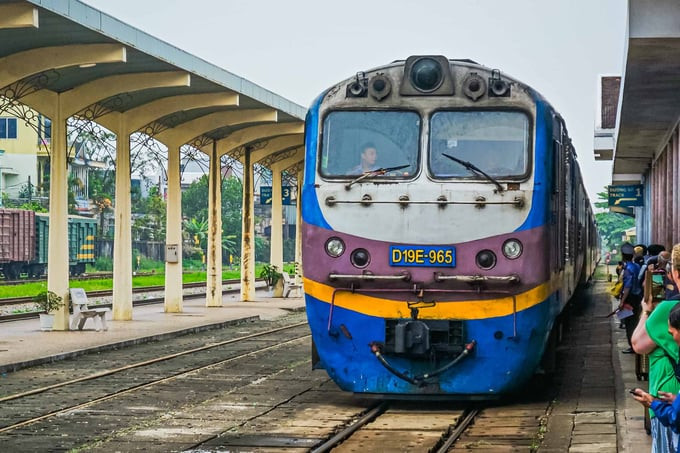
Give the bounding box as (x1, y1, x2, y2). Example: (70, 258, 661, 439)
(301, 55, 599, 397)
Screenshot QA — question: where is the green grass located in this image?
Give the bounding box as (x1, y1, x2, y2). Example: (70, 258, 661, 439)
(0, 264, 295, 299)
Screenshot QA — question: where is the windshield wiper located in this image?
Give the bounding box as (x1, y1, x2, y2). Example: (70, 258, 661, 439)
(345, 164, 410, 190)
(441, 153, 504, 193)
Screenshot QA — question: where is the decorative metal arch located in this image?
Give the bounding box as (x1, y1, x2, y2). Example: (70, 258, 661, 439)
(0, 71, 61, 155)
(228, 139, 269, 161)
(258, 147, 301, 168)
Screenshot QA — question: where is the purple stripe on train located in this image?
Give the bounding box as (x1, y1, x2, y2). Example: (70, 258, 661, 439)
(302, 222, 551, 299)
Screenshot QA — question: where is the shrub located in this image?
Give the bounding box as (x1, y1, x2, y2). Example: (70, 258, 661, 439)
(33, 290, 64, 313)
(94, 256, 113, 271)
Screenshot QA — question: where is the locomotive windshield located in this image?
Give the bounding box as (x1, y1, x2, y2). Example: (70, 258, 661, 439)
(320, 111, 420, 178)
(429, 111, 529, 179)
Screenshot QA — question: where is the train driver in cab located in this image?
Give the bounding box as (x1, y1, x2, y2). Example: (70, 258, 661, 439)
(349, 142, 379, 174)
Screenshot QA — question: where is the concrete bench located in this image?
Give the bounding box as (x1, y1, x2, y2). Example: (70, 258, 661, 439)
(282, 272, 302, 298)
(69, 288, 109, 331)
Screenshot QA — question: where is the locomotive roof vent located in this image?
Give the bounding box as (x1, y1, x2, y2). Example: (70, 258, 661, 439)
(400, 55, 455, 96)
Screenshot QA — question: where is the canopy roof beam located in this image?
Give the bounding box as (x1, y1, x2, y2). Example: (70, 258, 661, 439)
(0, 44, 126, 90)
(96, 92, 240, 134)
(0, 3, 38, 29)
(155, 109, 278, 148)
(218, 123, 305, 158)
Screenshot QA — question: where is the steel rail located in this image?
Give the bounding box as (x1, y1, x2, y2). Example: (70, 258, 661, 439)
(0, 281, 269, 323)
(435, 408, 480, 453)
(0, 278, 252, 306)
(0, 278, 264, 306)
(310, 401, 390, 453)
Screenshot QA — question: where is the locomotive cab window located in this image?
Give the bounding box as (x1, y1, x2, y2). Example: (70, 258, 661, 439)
(429, 111, 530, 179)
(319, 111, 420, 178)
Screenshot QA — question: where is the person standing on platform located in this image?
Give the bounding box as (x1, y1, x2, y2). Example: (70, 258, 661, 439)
(635, 244, 648, 266)
(632, 243, 680, 452)
(632, 302, 680, 453)
(621, 243, 643, 353)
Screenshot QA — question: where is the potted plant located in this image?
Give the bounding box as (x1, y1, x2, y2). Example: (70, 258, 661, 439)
(33, 290, 64, 331)
(259, 264, 284, 297)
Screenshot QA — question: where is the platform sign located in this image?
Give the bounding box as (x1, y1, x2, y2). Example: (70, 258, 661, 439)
(608, 185, 643, 208)
(259, 186, 295, 205)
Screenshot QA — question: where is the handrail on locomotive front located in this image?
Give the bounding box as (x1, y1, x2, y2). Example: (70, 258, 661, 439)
(325, 278, 521, 340)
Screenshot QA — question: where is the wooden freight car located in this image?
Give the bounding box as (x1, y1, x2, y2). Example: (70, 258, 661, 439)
(0, 208, 96, 279)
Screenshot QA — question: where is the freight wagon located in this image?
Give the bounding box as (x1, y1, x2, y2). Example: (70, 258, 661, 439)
(0, 208, 96, 279)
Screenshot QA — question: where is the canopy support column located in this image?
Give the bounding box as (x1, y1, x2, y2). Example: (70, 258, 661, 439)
(47, 99, 70, 330)
(295, 171, 303, 285)
(164, 143, 183, 312)
(269, 165, 283, 272)
(206, 141, 223, 306)
(112, 116, 132, 320)
(240, 148, 256, 301)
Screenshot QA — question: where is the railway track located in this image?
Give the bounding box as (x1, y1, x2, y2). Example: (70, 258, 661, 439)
(0, 311, 554, 452)
(0, 278, 266, 322)
(0, 270, 206, 286)
(0, 278, 255, 305)
(0, 272, 118, 286)
(0, 320, 311, 437)
(310, 403, 479, 453)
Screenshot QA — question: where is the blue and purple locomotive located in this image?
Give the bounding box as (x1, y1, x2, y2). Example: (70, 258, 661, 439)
(301, 56, 599, 397)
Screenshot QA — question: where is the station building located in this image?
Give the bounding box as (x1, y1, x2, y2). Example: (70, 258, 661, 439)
(601, 0, 680, 247)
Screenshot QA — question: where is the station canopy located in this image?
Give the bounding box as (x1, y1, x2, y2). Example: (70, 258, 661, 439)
(0, 0, 306, 159)
(613, 0, 680, 183)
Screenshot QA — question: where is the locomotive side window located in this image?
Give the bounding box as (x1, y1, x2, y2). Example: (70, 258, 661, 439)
(429, 111, 529, 179)
(319, 111, 420, 178)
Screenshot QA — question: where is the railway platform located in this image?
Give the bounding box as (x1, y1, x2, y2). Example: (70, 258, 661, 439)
(0, 281, 657, 451)
(0, 291, 305, 374)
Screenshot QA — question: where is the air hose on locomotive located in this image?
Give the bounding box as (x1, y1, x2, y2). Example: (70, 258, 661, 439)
(369, 340, 477, 387)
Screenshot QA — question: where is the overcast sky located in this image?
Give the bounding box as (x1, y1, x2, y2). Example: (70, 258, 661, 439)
(81, 0, 627, 203)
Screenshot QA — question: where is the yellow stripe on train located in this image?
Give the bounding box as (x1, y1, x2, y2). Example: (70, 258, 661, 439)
(86, 235, 95, 240)
(80, 244, 94, 250)
(302, 277, 556, 320)
(77, 253, 94, 259)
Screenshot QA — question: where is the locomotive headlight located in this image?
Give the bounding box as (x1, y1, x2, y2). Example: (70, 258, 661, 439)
(476, 250, 497, 270)
(410, 57, 444, 92)
(502, 239, 523, 260)
(350, 248, 370, 268)
(325, 237, 345, 258)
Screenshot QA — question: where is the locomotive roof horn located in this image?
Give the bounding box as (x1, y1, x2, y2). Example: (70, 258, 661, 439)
(463, 72, 486, 101)
(488, 69, 510, 97)
(368, 74, 392, 101)
(346, 71, 368, 98)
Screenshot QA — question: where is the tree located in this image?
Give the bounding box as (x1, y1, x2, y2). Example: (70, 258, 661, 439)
(132, 186, 166, 241)
(183, 217, 208, 251)
(88, 169, 115, 237)
(594, 189, 635, 251)
(182, 175, 244, 255)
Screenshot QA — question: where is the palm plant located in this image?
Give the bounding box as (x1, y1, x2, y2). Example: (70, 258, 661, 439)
(183, 217, 209, 250)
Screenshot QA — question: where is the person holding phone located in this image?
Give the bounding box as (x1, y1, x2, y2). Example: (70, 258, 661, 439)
(632, 252, 680, 453)
(632, 387, 680, 442)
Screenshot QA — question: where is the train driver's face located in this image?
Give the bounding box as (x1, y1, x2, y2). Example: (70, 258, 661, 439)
(362, 147, 377, 165)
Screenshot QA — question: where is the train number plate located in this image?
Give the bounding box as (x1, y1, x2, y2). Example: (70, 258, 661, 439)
(389, 245, 456, 267)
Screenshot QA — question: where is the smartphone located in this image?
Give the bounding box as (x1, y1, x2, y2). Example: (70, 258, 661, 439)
(629, 388, 639, 395)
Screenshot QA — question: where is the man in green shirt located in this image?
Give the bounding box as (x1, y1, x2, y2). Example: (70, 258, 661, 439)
(633, 244, 680, 452)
